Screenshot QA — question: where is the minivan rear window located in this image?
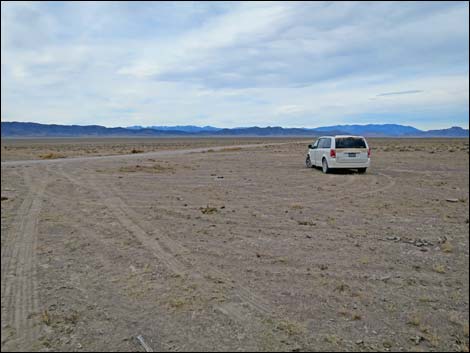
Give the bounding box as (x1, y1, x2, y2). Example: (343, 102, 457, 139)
(335, 137, 367, 149)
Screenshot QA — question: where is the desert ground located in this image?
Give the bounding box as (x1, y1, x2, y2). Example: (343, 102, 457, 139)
(1, 137, 469, 352)
(0, 137, 293, 162)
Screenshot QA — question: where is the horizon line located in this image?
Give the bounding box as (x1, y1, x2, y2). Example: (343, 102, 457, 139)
(1, 120, 469, 131)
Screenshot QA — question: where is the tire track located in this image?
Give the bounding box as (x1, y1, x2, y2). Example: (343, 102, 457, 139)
(54, 164, 187, 276)
(98, 175, 273, 316)
(54, 163, 273, 321)
(1, 142, 298, 168)
(361, 172, 396, 196)
(329, 171, 396, 201)
(1, 166, 48, 350)
(1, 168, 27, 269)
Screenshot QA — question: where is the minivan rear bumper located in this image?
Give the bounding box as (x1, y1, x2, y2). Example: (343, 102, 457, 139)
(328, 159, 370, 169)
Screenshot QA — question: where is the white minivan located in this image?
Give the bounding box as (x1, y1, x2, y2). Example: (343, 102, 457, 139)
(305, 135, 371, 173)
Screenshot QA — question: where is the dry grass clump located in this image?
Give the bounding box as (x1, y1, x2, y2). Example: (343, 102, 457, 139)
(407, 314, 421, 326)
(274, 319, 306, 336)
(441, 241, 453, 253)
(338, 308, 362, 321)
(200, 205, 218, 214)
(118, 164, 174, 173)
(168, 298, 187, 309)
(41, 310, 51, 326)
(298, 220, 315, 226)
(39, 152, 65, 159)
(433, 264, 446, 274)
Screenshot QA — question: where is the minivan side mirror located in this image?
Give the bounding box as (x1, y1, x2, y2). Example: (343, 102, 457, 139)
(308, 144, 313, 149)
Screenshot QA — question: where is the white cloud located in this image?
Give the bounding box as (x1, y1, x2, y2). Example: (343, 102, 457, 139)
(1, 1, 469, 129)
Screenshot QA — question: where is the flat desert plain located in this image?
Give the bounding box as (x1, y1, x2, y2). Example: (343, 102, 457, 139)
(1, 137, 469, 352)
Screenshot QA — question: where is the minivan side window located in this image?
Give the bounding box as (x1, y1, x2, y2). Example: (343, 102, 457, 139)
(318, 138, 330, 149)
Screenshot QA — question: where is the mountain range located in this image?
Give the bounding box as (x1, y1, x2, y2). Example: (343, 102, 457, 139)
(126, 125, 222, 132)
(1, 122, 468, 138)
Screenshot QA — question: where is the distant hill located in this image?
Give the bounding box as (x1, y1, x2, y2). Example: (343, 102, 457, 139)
(127, 125, 222, 132)
(314, 124, 469, 137)
(421, 126, 470, 137)
(212, 126, 345, 136)
(314, 124, 423, 136)
(1, 121, 468, 138)
(1, 122, 190, 137)
(0, 122, 338, 137)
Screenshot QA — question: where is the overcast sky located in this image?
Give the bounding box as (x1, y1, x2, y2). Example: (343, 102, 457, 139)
(1, 1, 469, 129)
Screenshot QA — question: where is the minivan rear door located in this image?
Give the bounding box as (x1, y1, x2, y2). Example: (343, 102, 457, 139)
(335, 137, 368, 163)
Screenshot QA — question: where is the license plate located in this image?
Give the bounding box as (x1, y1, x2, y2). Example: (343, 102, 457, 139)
(348, 153, 356, 157)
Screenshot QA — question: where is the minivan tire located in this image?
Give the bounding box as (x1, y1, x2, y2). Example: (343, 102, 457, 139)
(322, 158, 330, 174)
(357, 168, 367, 174)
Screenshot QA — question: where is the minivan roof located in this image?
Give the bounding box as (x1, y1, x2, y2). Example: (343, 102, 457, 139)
(335, 135, 366, 139)
(318, 135, 366, 139)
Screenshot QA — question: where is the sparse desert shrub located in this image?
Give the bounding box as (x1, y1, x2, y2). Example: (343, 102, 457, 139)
(64, 311, 80, 324)
(275, 319, 306, 336)
(419, 296, 437, 303)
(441, 241, 453, 253)
(352, 313, 362, 320)
(433, 264, 446, 274)
(324, 334, 340, 345)
(41, 310, 51, 326)
(422, 330, 440, 347)
(131, 148, 144, 154)
(359, 256, 369, 265)
(119, 164, 174, 173)
(298, 220, 315, 226)
(407, 314, 421, 326)
(169, 298, 186, 309)
(273, 257, 288, 264)
(335, 283, 350, 293)
(39, 152, 65, 159)
(200, 205, 218, 214)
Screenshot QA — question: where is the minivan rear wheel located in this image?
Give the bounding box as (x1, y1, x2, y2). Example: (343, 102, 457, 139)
(357, 168, 367, 174)
(322, 158, 330, 173)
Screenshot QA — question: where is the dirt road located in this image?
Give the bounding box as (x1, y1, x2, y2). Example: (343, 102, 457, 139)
(1, 139, 469, 351)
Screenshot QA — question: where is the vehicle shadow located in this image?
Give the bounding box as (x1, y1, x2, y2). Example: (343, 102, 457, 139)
(330, 169, 363, 175)
(311, 167, 364, 175)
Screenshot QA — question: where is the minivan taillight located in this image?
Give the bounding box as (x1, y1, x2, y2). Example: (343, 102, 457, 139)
(330, 149, 336, 158)
(367, 147, 371, 158)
